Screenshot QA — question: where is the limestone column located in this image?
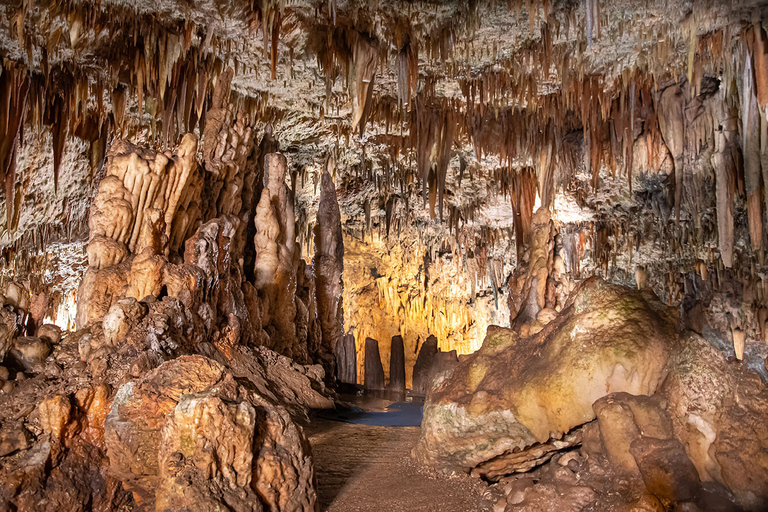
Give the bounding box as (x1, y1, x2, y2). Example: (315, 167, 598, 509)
(364, 337, 385, 391)
(389, 335, 406, 392)
(412, 334, 439, 395)
(336, 332, 357, 385)
(314, 161, 344, 356)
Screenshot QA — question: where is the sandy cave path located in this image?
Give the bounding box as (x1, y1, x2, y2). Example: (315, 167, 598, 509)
(305, 415, 502, 512)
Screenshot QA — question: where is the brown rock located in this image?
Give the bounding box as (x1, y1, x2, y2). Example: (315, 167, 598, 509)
(592, 393, 674, 475)
(389, 335, 406, 392)
(36, 324, 61, 345)
(38, 395, 72, 441)
(412, 334, 439, 395)
(313, 164, 345, 358)
(662, 332, 768, 510)
(104, 355, 317, 511)
(364, 337, 385, 391)
(0, 422, 30, 456)
(10, 336, 52, 370)
(335, 332, 357, 385)
(630, 436, 701, 506)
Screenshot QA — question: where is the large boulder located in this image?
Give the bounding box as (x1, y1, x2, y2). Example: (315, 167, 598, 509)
(662, 332, 768, 510)
(105, 355, 317, 511)
(414, 278, 678, 471)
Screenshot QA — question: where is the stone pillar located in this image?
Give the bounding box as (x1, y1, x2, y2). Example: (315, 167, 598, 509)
(364, 337, 385, 391)
(254, 153, 301, 360)
(335, 332, 357, 385)
(313, 162, 344, 356)
(389, 335, 406, 392)
(412, 334, 439, 395)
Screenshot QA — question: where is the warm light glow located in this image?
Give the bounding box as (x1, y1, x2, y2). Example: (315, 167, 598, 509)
(44, 289, 78, 332)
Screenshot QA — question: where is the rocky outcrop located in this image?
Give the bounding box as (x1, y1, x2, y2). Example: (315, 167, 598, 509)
(420, 276, 768, 511)
(105, 355, 317, 511)
(415, 278, 677, 472)
(1, 92, 342, 509)
(662, 332, 768, 510)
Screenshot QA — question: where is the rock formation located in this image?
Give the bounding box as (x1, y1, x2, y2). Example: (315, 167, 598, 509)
(364, 337, 385, 391)
(5, 2, 768, 511)
(335, 331, 356, 386)
(314, 160, 344, 365)
(415, 278, 677, 471)
(388, 335, 406, 393)
(255, 153, 303, 361)
(0, 65, 349, 508)
(105, 355, 316, 511)
(412, 334, 439, 395)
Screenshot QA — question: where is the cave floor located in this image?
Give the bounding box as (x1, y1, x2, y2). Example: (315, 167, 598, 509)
(306, 395, 501, 512)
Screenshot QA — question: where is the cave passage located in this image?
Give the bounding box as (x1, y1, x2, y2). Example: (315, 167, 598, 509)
(307, 394, 499, 512)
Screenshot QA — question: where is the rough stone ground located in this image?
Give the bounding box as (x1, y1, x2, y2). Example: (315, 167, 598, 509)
(306, 396, 502, 512)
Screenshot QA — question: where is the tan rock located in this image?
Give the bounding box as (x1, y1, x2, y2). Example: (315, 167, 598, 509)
(2, 282, 30, 311)
(36, 324, 61, 345)
(105, 355, 317, 511)
(0, 308, 17, 361)
(38, 395, 72, 441)
(125, 249, 166, 301)
(415, 278, 677, 473)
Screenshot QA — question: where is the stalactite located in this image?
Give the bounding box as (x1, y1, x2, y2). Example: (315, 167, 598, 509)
(743, 50, 764, 262)
(397, 42, 418, 112)
(351, 35, 378, 135)
(0, 63, 30, 232)
(753, 22, 768, 110)
(585, 0, 593, 50)
(510, 168, 538, 261)
(50, 96, 67, 194)
(657, 84, 685, 224)
(271, 8, 282, 80)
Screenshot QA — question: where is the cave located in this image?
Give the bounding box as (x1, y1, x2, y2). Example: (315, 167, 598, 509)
(1, 0, 768, 511)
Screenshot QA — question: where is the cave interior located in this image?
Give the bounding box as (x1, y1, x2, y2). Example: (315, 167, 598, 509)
(1, 0, 768, 511)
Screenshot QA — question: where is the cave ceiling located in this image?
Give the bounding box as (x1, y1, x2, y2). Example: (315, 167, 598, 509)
(2, 0, 768, 343)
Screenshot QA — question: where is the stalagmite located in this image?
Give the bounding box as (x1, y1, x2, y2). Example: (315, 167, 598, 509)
(335, 331, 357, 385)
(709, 90, 738, 267)
(389, 335, 406, 393)
(313, 159, 344, 357)
(254, 153, 302, 360)
(412, 334, 439, 395)
(364, 337, 385, 391)
(657, 84, 685, 224)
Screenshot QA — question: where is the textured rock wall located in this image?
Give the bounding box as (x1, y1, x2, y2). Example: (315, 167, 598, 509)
(0, 76, 348, 510)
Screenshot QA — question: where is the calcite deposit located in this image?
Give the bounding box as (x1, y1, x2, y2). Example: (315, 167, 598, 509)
(414, 277, 678, 471)
(4, 0, 768, 511)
